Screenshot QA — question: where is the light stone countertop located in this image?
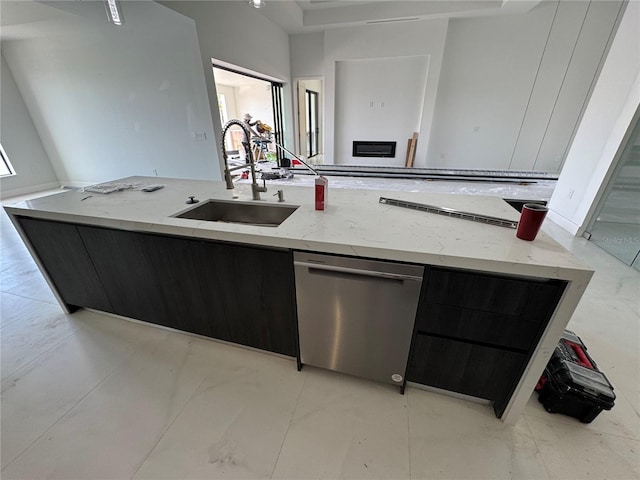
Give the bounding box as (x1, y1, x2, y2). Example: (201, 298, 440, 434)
(4, 176, 592, 283)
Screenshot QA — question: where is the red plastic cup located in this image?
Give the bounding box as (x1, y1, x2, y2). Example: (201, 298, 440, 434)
(516, 203, 548, 241)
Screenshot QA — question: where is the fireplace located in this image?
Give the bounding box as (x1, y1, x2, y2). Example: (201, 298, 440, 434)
(352, 141, 396, 158)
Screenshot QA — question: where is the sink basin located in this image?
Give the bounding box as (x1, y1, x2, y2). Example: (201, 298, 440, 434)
(173, 199, 299, 227)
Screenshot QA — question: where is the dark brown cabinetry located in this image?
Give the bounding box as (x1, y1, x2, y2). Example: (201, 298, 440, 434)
(408, 266, 566, 417)
(16, 217, 112, 312)
(15, 217, 297, 357)
(16, 215, 567, 416)
(78, 225, 297, 357)
(408, 335, 527, 402)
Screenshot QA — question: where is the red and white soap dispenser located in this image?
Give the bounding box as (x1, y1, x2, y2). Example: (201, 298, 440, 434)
(315, 176, 328, 211)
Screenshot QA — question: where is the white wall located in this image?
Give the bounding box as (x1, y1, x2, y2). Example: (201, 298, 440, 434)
(322, 18, 449, 166)
(335, 56, 429, 166)
(289, 1, 625, 172)
(1, 1, 217, 185)
(0, 53, 59, 197)
(290, 32, 324, 78)
(234, 84, 274, 130)
(427, 0, 625, 172)
(161, 1, 294, 159)
(548, 1, 639, 235)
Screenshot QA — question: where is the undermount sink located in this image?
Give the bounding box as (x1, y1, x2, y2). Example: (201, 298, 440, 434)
(173, 199, 299, 227)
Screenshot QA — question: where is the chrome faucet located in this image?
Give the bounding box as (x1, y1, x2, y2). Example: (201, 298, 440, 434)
(221, 119, 267, 200)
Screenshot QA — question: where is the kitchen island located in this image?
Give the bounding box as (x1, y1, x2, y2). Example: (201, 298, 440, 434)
(4, 176, 593, 423)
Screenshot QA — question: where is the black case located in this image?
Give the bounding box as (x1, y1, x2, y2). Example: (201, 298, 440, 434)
(537, 331, 615, 423)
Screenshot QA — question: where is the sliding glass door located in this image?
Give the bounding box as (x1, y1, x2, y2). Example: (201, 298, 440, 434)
(271, 83, 284, 164)
(585, 107, 640, 270)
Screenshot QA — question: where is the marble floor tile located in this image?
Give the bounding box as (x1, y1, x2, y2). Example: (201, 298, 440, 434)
(133, 347, 303, 480)
(1, 274, 58, 305)
(0, 257, 42, 290)
(525, 414, 640, 479)
(1, 330, 217, 479)
(0, 298, 78, 380)
(271, 367, 410, 480)
(1, 292, 50, 328)
(1, 232, 37, 266)
(408, 388, 550, 480)
(0, 310, 167, 469)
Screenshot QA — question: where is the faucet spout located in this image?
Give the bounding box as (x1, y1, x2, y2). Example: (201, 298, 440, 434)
(221, 119, 267, 200)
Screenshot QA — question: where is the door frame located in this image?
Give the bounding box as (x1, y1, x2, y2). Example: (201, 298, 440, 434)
(306, 89, 319, 158)
(212, 60, 286, 161)
(294, 77, 323, 159)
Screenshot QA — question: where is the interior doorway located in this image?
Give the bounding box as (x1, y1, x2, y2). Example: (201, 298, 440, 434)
(296, 79, 323, 163)
(306, 89, 319, 158)
(213, 65, 284, 162)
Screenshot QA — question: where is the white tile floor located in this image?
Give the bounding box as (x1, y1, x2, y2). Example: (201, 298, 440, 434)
(1, 182, 638, 480)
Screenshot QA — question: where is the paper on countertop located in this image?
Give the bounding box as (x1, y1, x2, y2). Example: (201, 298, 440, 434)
(83, 182, 163, 194)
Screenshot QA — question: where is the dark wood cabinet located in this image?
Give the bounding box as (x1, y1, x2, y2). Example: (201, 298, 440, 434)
(15, 215, 568, 416)
(16, 217, 112, 312)
(77, 226, 297, 357)
(15, 217, 296, 357)
(408, 333, 527, 406)
(408, 266, 566, 417)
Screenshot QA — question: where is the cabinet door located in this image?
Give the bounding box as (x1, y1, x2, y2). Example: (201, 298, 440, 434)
(16, 217, 112, 312)
(78, 226, 297, 357)
(77, 226, 190, 331)
(196, 241, 297, 357)
(407, 333, 527, 416)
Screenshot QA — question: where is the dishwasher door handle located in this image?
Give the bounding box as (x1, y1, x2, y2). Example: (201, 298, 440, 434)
(294, 261, 423, 282)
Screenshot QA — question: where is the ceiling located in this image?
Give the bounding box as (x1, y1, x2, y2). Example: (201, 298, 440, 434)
(259, 0, 543, 34)
(0, 1, 544, 39)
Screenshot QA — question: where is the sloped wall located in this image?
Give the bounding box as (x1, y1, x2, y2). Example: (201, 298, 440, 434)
(0, 54, 59, 197)
(2, 1, 217, 186)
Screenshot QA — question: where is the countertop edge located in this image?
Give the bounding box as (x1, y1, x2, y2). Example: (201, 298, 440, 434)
(4, 203, 594, 284)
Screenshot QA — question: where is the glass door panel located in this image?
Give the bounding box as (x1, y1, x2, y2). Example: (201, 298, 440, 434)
(587, 109, 640, 269)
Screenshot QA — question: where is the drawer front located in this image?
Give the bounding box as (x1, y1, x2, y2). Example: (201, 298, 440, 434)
(418, 268, 566, 350)
(425, 268, 538, 315)
(416, 304, 543, 351)
(407, 334, 527, 403)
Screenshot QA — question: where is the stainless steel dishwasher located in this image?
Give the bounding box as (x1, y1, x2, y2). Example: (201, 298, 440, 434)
(293, 252, 424, 388)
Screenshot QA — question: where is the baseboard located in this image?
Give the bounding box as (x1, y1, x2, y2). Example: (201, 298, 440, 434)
(546, 210, 581, 236)
(59, 181, 94, 189)
(405, 382, 492, 405)
(0, 181, 61, 200)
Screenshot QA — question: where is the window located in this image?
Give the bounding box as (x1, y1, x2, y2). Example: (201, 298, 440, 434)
(0, 144, 15, 177)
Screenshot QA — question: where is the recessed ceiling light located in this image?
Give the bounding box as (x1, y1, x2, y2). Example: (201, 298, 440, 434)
(249, 0, 265, 8)
(105, 0, 124, 26)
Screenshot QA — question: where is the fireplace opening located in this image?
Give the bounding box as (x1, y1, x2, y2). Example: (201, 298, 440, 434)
(352, 141, 396, 158)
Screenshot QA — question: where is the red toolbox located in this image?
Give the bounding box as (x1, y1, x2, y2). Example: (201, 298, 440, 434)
(536, 330, 615, 423)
